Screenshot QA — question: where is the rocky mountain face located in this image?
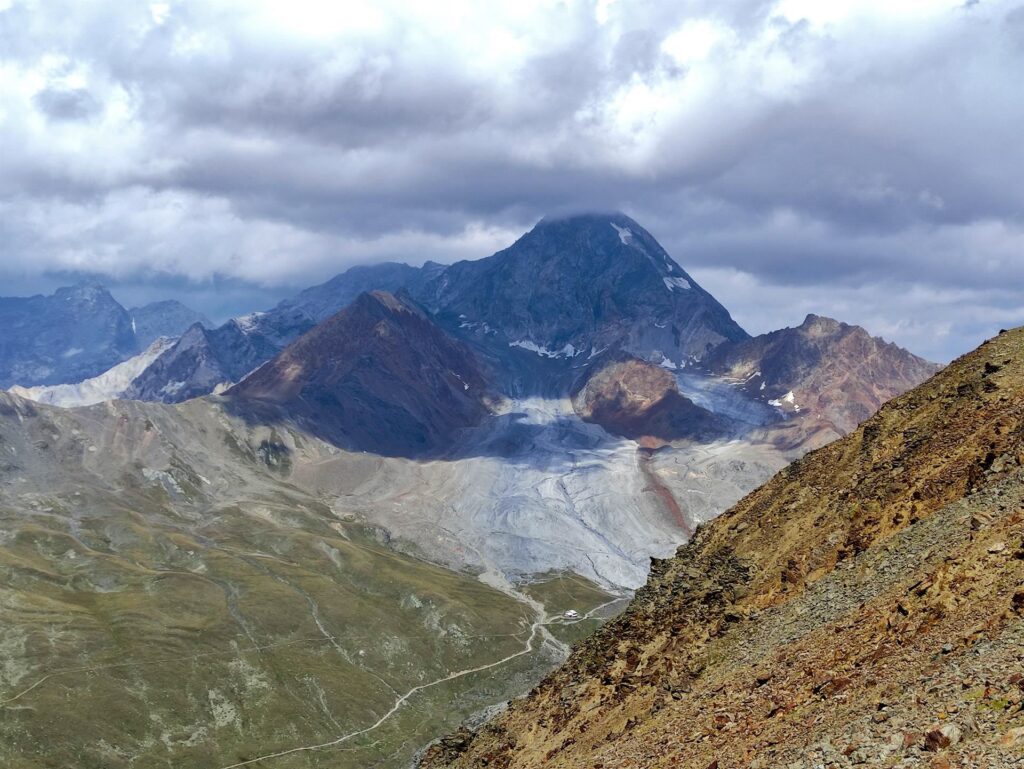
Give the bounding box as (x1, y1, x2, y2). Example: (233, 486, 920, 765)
(124, 303, 316, 403)
(0, 282, 211, 390)
(420, 326, 1024, 769)
(128, 300, 211, 348)
(417, 213, 749, 371)
(229, 291, 494, 456)
(0, 282, 138, 388)
(571, 356, 727, 446)
(700, 313, 942, 434)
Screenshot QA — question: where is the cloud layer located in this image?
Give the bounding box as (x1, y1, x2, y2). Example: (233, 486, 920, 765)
(1, 0, 1022, 360)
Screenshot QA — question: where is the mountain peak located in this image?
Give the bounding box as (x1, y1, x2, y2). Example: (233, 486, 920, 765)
(702, 315, 940, 435)
(528, 211, 665, 265)
(229, 290, 492, 456)
(799, 313, 845, 335)
(350, 289, 425, 319)
(418, 213, 748, 368)
(56, 280, 114, 302)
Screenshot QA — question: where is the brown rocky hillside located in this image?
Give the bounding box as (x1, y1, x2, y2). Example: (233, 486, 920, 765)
(229, 290, 493, 457)
(572, 356, 726, 446)
(702, 314, 941, 434)
(421, 325, 1024, 769)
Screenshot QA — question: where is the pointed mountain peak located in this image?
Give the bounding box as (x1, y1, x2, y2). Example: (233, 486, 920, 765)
(702, 315, 940, 435)
(418, 212, 748, 366)
(799, 313, 845, 335)
(349, 289, 426, 320)
(529, 211, 658, 257)
(228, 290, 492, 456)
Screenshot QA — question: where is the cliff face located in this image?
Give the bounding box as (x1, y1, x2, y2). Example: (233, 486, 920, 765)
(422, 326, 1024, 768)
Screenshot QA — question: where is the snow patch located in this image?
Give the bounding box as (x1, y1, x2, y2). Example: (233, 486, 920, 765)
(610, 222, 633, 244)
(160, 380, 187, 398)
(663, 276, 691, 292)
(768, 390, 800, 411)
(142, 467, 185, 496)
(509, 340, 580, 359)
(459, 320, 495, 335)
(233, 311, 266, 333)
(658, 355, 678, 370)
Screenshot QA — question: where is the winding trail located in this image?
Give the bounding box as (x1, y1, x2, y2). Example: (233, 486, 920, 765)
(214, 575, 623, 769)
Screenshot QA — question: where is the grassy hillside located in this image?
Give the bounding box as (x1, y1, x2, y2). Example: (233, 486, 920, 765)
(0, 395, 615, 769)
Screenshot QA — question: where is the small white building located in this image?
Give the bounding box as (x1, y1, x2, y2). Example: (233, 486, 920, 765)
(563, 609, 579, 619)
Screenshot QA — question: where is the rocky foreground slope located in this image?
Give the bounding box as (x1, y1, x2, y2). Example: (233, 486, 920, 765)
(422, 326, 1024, 768)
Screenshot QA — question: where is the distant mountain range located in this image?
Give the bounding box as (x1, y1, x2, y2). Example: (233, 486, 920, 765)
(0, 282, 208, 389)
(3, 213, 938, 457)
(108, 213, 754, 405)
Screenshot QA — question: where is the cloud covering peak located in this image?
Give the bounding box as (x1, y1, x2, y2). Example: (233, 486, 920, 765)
(1, 0, 1022, 360)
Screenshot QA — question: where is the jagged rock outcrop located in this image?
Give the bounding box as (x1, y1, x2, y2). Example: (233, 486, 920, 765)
(421, 326, 1024, 768)
(124, 305, 314, 402)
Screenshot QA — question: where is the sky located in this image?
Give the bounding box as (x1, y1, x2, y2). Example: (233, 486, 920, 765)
(1, 0, 1022, 361)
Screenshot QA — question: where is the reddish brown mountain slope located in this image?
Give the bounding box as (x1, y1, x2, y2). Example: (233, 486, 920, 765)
(229, 291, 494, 457)
(572, 357, 726, 446)
(703, 314, 940, 434)
(422, 326, 1024, 769)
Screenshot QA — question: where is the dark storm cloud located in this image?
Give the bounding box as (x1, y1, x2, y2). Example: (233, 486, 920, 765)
(0, 0, 1021, 362)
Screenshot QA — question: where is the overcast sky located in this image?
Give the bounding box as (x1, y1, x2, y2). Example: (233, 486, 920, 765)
(1, 0, 1022, 361)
